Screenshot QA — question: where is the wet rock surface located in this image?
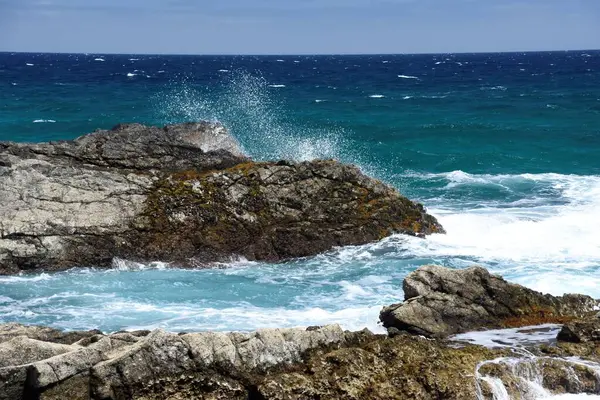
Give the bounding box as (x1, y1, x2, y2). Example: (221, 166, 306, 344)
(557, 317, 600, 343)
(380, 265, 599, 338)
(0, 122, 443, 274)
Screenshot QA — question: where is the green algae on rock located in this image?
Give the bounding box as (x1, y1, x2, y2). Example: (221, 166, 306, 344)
(122, 159, 444, 265)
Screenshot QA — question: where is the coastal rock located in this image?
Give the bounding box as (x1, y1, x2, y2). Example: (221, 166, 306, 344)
(0, 322, 102, 344)
(1, 321, 599, 399)
(0, 324, 347, 400)
(0, 122, 443, 274)
(123, 159, 444, 265)
(380, 265, 599, 338)
(557, 318, 600, 343)
(477, 357, 600, 398)
(0, 336, 76, 367)
(0, 122, 248, 274)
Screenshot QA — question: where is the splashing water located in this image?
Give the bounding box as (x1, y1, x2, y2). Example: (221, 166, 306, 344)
(475, 355, 600, 400)
(156, 71, 369, 167)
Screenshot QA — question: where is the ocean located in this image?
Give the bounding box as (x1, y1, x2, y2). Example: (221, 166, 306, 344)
(0, 51, 599, 337)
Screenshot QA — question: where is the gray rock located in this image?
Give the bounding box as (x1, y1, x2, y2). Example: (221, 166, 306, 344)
(380, 265, 599, 338)
(0, 122, 247, 274)
(0, 336, 76, 367)
(0, 323, 102, 345)
(0, 324, 346, 400)
(0, 122, 443, 274)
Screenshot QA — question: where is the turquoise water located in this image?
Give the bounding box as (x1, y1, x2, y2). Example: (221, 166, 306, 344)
(0, 51, 599, 333)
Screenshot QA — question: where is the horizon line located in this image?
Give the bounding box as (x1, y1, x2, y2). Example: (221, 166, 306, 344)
(1, 48, 599, 57)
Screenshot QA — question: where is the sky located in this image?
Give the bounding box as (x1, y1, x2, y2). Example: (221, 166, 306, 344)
(0, 0, 599, 54)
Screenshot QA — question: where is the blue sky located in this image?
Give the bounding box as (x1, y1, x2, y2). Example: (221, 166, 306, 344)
(0, 0, 599, 54)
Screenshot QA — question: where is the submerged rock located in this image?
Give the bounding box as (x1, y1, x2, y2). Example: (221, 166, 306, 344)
(0, 122, 443, 274)
(380, 265, 599, 338)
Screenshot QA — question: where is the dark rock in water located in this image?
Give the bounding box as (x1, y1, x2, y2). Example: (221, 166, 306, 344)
(123, 159, 444, 265)
(380, 265, 599, 338)
(557, 318, 600, 343)
(0, 122, 443, 274)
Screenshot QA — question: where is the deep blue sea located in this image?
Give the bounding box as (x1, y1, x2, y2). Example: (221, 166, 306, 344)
(1, 51, 599, 334)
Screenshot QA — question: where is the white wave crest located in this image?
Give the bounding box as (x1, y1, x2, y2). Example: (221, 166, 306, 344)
(127, 73, 137, 77)
(268, 84, 286, 88)
(94, 58, 105, 62)
(398, 171, 600, 296)
(369, 94, 385, 98)
(398, 74, 419, 79)
(33, 119, 56, 123)
(481, 85, 508, 91)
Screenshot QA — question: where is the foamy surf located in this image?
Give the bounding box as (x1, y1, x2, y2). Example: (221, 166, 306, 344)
(397, 170, 600, 298)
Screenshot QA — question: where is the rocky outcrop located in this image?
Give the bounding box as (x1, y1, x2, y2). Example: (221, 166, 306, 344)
(2, 265, 600, 399)
(0, 324, 348, 400)
(0, 122, 443, 274)
(380, 265, 599, 338)
(1, 322, 599, 400)
(0, 322, 103, 345)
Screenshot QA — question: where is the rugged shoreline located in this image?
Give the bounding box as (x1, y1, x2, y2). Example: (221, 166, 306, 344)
(0, 265, 599, 400)
(2, 123, 599, 399)
(0, 122, 443, 275)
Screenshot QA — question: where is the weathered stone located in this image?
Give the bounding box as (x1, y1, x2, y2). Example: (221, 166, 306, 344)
(0, 122, 247, 274)
(0, 365, 28, 400)
(478, 357, 600, 398)
(124, 160, 443, 265)
(1, 319, 600, 399)
(0, 323, 102, 344)
(380, 265, 599, 338)
(557, 318, 600, 343)
(257, 333, 505, 400)
(0, 123, 443, 274)
(0, 336, 76, 367)
(30, 347, 106, 388)
(86, 325, 346, 400)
